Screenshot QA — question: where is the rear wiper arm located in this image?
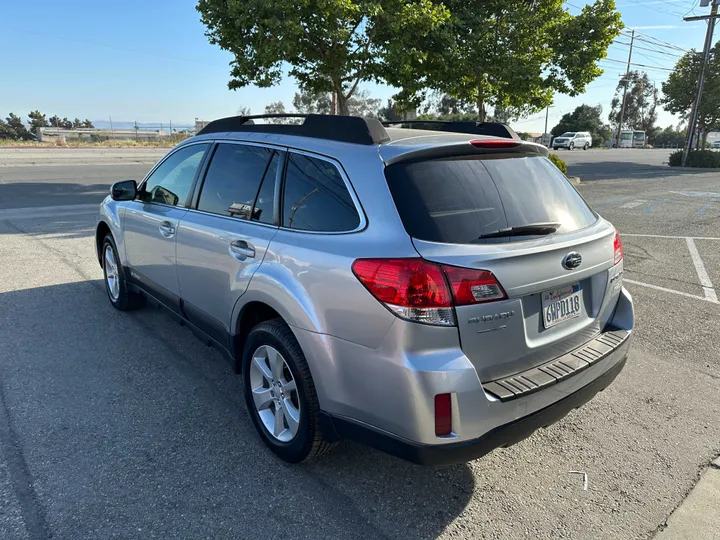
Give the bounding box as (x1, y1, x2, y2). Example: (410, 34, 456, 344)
(477, 222, 561, 240)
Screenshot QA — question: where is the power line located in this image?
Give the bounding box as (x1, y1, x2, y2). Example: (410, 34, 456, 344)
(627, 31, 689, 53)
(600, 57, 674, 71)
(614, 40, 685, 58)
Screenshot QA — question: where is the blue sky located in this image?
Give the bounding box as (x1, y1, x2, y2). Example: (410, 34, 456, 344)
(0, 0, 708, 133)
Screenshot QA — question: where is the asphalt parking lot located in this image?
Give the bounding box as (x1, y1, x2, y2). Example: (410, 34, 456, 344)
(0, 148, 718, 540)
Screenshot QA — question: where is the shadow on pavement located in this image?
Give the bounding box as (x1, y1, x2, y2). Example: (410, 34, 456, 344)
(0, 214, 97, 241)
(0, 182, 111, 209)
(567, 161, 716, 181)
(0, 280, 474, 540)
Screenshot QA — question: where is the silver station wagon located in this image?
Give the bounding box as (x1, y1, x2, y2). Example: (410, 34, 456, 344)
(96, 115, 633, 465)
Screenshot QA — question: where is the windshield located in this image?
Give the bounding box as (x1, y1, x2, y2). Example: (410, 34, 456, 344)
(633, 131, 645, 141)
(384, 155, 597, 245)
(559, 132, 576, 138)
(621, 132, 633, 140)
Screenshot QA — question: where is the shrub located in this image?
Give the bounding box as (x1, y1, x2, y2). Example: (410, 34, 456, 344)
(669, 149, 720, 168)
(548, 153, 568, 175)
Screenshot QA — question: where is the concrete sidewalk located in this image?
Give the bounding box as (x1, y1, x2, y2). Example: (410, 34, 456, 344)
(654, 458, 720, 539)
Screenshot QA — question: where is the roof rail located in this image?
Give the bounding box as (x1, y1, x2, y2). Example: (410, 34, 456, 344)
(381, 120, 520, 140)
(196, 114, 390, 145)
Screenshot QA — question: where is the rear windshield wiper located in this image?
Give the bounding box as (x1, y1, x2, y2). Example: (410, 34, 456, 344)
(476, 222, 561, 240)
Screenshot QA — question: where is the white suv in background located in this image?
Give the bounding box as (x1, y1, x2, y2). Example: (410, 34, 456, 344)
(553, 132, 592, 151)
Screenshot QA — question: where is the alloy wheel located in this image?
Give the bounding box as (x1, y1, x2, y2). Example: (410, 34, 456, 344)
(249, 345, 301, 442)
(104, 245, 120, 301)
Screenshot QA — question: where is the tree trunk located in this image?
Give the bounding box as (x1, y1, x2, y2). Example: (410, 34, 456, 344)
(476, 88, 486, 123)
(701, 129, 709, 149)
(336, 93, 350, 115)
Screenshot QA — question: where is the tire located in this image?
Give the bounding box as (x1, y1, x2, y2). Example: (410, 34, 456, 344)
(101, 234, 144, 311)
(569, 143, 574, 151)
(583, 143, 589, 150)
(242, 319, 336, 463)
(553, 147, 558, 151)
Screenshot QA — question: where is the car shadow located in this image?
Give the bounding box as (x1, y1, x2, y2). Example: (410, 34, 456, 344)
(0, 279, 474, 540)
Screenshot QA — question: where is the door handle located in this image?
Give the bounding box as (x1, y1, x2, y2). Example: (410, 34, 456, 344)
(228, 240, 255, 261)
(159, 221, 176, 238)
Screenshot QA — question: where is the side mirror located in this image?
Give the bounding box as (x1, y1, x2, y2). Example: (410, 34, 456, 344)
(111, 180, 137, 201)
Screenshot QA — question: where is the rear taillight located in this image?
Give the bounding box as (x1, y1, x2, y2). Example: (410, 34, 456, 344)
(442, 265, 507, 305)
(351, 258, 506, 326)
(434, 393, 452, 436)
(351, 258, 454, 325)
(614, 229, 623, 265)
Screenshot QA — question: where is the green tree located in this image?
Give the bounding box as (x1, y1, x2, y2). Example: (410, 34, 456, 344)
(81, 119, 94, 128)
(650, 125, 686, 148)
(609, 71, 658, 137)
(72, 118, 83, 129)
(292, 91, 332, 115)
(48, 115, 62, 128)
(196, 0, 449, 115)
(378, 99, 404, 121)
(387, 0, 623, 121)
(551, 104, 612, 147)
(3, 113, 32, 140)
(662, 43, 720, 148)
(237, 106, 252, 117)
(263, 101, 298, 124)
(28, 110, 48, 131)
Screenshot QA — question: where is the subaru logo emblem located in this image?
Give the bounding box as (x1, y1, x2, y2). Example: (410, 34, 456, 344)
(562, 252, 582, 270)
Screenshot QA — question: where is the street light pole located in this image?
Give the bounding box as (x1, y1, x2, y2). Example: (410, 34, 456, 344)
(682, 2, 719, 165)
(544, 106, 550, 135)
(616, 29, 635, 149)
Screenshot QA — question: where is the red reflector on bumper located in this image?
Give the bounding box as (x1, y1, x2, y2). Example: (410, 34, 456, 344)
(434, 393, 452, 436)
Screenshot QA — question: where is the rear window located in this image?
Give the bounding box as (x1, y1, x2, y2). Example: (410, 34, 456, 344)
(384, 155, 597, 245)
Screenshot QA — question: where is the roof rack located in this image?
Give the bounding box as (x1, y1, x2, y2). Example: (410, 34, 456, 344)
(196, 114, 390, 145)
(381, 120, 520, 140)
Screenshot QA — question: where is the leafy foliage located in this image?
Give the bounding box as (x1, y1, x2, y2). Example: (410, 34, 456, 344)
(264, 89, 380, 121)
(0, 113, 33, 140)
(377, 99, 404, 121)
(668, 149, 720, 168)
(386, 0, 623, 120)
(662, 43, 720, 147)
(650, 126, 686, 148)
(608, 71, 658, 140)
(551, 104, 612, 147)
(28, 110, 48, 131)
(548, 153, 567, 175)
(196, 0, 449, 114)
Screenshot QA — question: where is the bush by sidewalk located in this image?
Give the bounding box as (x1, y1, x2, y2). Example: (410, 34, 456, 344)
(548, 153, 568, 175)
(669, 149, 720, 168)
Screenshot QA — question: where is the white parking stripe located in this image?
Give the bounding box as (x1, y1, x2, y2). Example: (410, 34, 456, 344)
(685, 237, 719, 303)
(624, 279, 719, 304)
(0, 204, 99, 220)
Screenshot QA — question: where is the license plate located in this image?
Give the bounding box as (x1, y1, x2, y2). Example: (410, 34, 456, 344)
(541, 284, 583, 329)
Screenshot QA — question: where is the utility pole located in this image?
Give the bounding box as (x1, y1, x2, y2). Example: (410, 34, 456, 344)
(544, 106, 550, 135)
(682, 0, 719, 166)
(616, 29, 635, 149)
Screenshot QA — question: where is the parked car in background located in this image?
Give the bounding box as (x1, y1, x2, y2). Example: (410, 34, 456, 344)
(552, 131, 592, 150)
(711, 140, 720, 149)
(96, 115, 633, 465)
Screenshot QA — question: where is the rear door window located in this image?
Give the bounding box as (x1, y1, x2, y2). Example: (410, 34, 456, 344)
(384, 155, 597, 245)
(281, 153, 360, 232)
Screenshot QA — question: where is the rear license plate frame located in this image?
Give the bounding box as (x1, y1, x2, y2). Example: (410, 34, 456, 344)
(541, 283, 583, 329)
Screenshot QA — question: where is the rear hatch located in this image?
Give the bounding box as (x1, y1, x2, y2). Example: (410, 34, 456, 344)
(383, 146, 622, 382)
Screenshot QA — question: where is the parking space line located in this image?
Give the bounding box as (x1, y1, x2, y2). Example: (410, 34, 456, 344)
(593, 197, 631, 210)
(641, 199, 668, 214)
(685, 238, 718, 303)
(624, 279, 719, 304)
(623, 234, 720, 241)
(697, 200, 719, 215)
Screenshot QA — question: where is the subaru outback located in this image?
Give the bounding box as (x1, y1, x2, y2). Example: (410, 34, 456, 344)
(96, 114, 633, 465)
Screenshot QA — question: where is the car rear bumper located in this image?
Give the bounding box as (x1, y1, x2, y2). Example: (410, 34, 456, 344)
(323, 352, 626, 465)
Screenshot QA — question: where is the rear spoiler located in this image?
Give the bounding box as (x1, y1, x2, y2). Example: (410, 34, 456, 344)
(381, 138, 549, 166)
(381, 120, 521, 140)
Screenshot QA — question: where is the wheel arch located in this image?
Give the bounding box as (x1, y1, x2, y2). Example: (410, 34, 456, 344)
(95, 221, 112, 266)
